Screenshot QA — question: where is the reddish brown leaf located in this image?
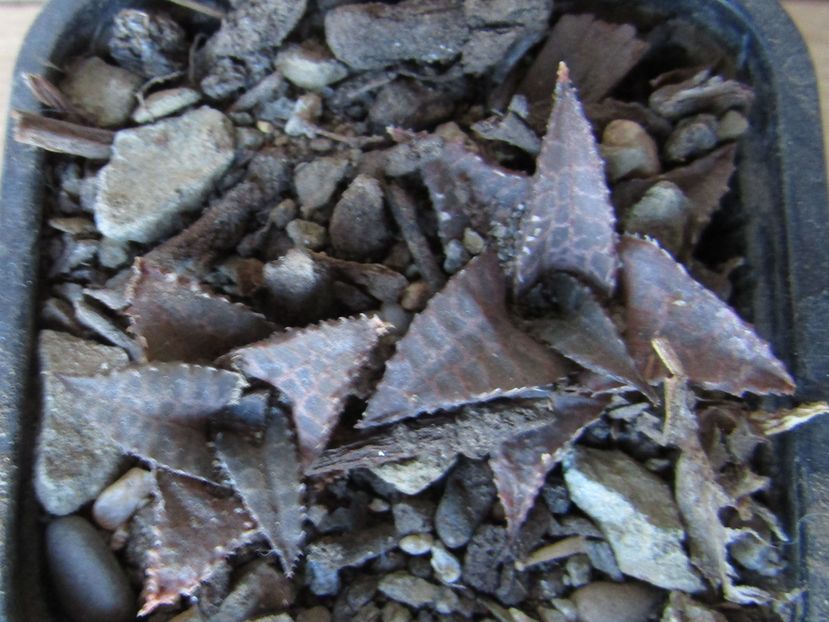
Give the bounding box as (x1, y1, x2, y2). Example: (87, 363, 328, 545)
(525, 273, 655, 400)
(515, 63, 618, 296)
(215, 409, 306, 573)
(421, 141, 529, 251)
(232, 315, 389, 466)
(138, 471, 258, 615)
(310, 393, 607, 476)
(620, 236, 795, 396)
(360, 252, 568, 428)
(58, 363, 247, 482)
(518, 14, 650, 131)
(491, 411, 599, 538)
(127, 258, 277, 363)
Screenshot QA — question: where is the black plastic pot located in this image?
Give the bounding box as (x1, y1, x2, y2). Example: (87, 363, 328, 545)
(1, 0, 827, 619)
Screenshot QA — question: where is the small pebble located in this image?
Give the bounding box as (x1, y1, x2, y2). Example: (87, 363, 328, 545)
(408, 555, 434, 579)
(665, 114, 719, 163)
(61, 57, 143, 127)
(297, 606, 332, 622)
(92, 467, 155, 531)
(600, 120, 661, 181)
(97, 237, 130, 269)
(382, 601, 414, 622)
(571, 582, 661, 622)
(330, 174, 391, 260)
(392, 499, 435, 536)
(400, 533, 434, 556)
(370, 497, 392, 513)
(45, 516, 135, 622)
(132, 87, 201, 124)
(717, 109, 750, 141)
(624, 181, 690, 258)
(400, 281, 432, 311)
(508, 609, 539, 622)
(286, 219, 329, 251)
(564, 554, 592, 588)
(380, 302, 413, 336)
(430, 542, 461, 583)
(550, 599, 578, 622)
(295, 155, 350, 215)
(276, 41, 349, 90)
(443, 239, 470, 274)
(463, 228, 486, 255)
(536, 608, 568, 622)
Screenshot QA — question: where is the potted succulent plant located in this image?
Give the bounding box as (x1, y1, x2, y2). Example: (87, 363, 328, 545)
(2, 0, 828, 621)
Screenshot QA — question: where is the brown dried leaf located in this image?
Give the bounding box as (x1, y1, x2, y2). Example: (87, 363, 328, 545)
(22, 73, 84, 120)
(747, 401, 829, 436)
(613, 144, 737, 251)
(649, 68, 754, 120)
(215, 408, 306, 573)
(12, 110, 113, 159)
(310, 252, 408, 303)
(515, 64, 618, 296)
(138, 471, 258, 615)
(126, 258, 277, 363)
(146, 181, 264, 274)
(655, 339, 773, 604)
(620, 235, 795, 396)
(519, 14, 650, 131)
(232, 315, 388, 466)
(525, 273, 654, 400)
(385, 183, 446, 293)
(58, 363, 247, 482)
(310, 393, 607, 476)
(360, 252, 568, 428)
(491, 417, 593, 538)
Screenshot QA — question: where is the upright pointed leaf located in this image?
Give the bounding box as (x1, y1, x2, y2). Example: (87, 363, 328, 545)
(620, 235, 794, 396)
(232, 315, 388, 466)
(138, 472, 259, 615)
(361, 252, 568, 428)
(491, 411, 599, 538)
(58, 363, 247, 482)
(127, 259, 277, 363)
(526, 273, 654, 399)
(215, 409, 306, 573)
(515, 63, 618, 296)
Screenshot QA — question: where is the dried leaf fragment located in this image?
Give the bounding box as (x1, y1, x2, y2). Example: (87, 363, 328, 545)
(620, 235, 795, 396)
(127, 259, 277, 362)
(138, 471, 258, 614)
(361, 252, 568, 428)
(519, 14, 650, 131)
(12, 110, 113, 159)
(232, 315, 389, 466)
(58, 363, 246, 482)
(215, 408, 306, 573)
(654, 339, 772, 603)
(748, 401, 829, 436)
(515, 63, 618, 296)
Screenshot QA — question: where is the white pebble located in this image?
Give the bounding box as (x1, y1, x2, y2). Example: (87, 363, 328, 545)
(399, 533, 434, 556)
(430, 541, 461, 583)
(92, 467, 155, 530)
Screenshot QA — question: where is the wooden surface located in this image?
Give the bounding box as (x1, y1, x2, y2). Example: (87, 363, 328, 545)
(0, 1, 826, 162)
